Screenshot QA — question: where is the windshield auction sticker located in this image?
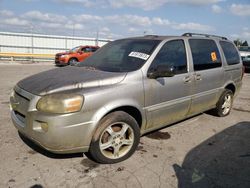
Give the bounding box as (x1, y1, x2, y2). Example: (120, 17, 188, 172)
(129, 51, 150, 60)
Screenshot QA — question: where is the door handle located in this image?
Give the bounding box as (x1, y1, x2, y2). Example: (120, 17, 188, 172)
(195, 74, 202, 81)
(183, 76, 191, 83)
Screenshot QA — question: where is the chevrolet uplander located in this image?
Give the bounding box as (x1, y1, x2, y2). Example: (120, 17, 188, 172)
(10, 33, 243, 163)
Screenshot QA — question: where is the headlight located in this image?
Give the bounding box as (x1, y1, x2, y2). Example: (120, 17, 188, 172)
(37, 93, 84, 114)
(61, 55, 68, 58)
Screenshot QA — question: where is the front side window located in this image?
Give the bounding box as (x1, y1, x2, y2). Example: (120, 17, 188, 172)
(78, 39, 160, 72)
(82, 47, 91, 52)
(220, 41, 240, 65)
(149, 40, 187, 74)
(189, 39, 222, 71)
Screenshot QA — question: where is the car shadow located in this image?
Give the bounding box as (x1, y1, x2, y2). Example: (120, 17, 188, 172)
(18, 131, 83, 159)
(173, 121, 250, 188)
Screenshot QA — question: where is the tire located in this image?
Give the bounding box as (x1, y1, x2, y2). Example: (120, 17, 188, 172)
(88, 111, 140, 164)
(213, 89, 233, 117)
(68, 58, 78, 66)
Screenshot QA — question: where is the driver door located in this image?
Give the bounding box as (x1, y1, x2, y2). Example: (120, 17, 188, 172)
(78, 47, 92, 62)
(143, 39, 192, 130)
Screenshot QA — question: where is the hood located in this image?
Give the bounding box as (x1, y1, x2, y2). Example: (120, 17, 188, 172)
(56, 52, 70, 56)
(17, 66, 126, 95)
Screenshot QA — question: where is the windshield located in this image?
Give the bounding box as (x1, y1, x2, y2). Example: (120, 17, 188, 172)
(78, 39, 160, 72)
(69, 46, 80, 52)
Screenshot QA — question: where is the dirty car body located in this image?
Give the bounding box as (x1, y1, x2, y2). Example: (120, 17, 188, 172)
(10, 33, 243, 163)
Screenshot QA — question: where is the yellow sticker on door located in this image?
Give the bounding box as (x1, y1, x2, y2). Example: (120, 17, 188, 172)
(211, 52, 217, 62)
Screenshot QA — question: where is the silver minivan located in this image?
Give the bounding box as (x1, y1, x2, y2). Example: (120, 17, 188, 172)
(10, 33, 243, 163)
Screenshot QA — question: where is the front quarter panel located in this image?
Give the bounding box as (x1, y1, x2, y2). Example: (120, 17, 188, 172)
(81, 70, 146, 134)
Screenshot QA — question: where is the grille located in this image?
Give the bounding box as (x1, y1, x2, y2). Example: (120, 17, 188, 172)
(14, 110, 26, 123)
(12, 90, 30, 118)
(15, 91, 30, 102)
(55, 55, 60, 63)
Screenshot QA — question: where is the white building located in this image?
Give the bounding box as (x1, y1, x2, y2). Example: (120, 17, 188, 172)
(0, 31, 110, 55)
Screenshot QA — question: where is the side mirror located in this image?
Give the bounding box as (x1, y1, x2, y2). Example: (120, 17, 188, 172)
(78, 50, 83, 54)
(147, 64, 175, 79)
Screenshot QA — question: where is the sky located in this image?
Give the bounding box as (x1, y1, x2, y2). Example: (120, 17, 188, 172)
(0, 0, 250, 42)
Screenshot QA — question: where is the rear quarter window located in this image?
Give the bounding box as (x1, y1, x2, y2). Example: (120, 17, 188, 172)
(189, 39, 222, 71)
(220, 41, 240, 65)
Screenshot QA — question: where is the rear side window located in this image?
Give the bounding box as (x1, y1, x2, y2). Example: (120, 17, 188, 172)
(220, 41, 240, 65)
(189, 39, 222, 71)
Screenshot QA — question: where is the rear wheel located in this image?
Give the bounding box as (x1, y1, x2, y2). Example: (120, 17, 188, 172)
(88, 111, 140, 164)
(213, 89, 233, 117)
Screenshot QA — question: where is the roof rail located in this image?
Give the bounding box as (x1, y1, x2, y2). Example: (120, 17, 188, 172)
(182, 33, 227, 40)
(144, 34, 159, 37)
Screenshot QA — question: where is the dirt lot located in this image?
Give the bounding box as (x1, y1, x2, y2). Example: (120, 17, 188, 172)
(0, 63, 249, 188)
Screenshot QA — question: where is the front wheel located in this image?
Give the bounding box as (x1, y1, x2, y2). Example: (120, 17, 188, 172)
(68, 58, 78, 66)
(88, 111, 140, 164)
(213, 89, 233, 117)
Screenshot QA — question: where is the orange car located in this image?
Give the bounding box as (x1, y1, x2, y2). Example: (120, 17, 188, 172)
(55, 45, 99, 66)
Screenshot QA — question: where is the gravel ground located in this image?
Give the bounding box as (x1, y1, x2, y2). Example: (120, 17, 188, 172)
(0, 63, 249, 188)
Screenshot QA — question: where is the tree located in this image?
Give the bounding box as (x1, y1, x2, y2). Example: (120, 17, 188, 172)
(233, 39, 249, 47)
(242, 41, 249, 47)
(234, 39, 243, 47)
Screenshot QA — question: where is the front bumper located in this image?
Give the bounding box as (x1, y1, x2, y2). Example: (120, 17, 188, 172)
(10, 87, 96, 154)
(55, 56, 68, 65)
(55, 60, 68, 65)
